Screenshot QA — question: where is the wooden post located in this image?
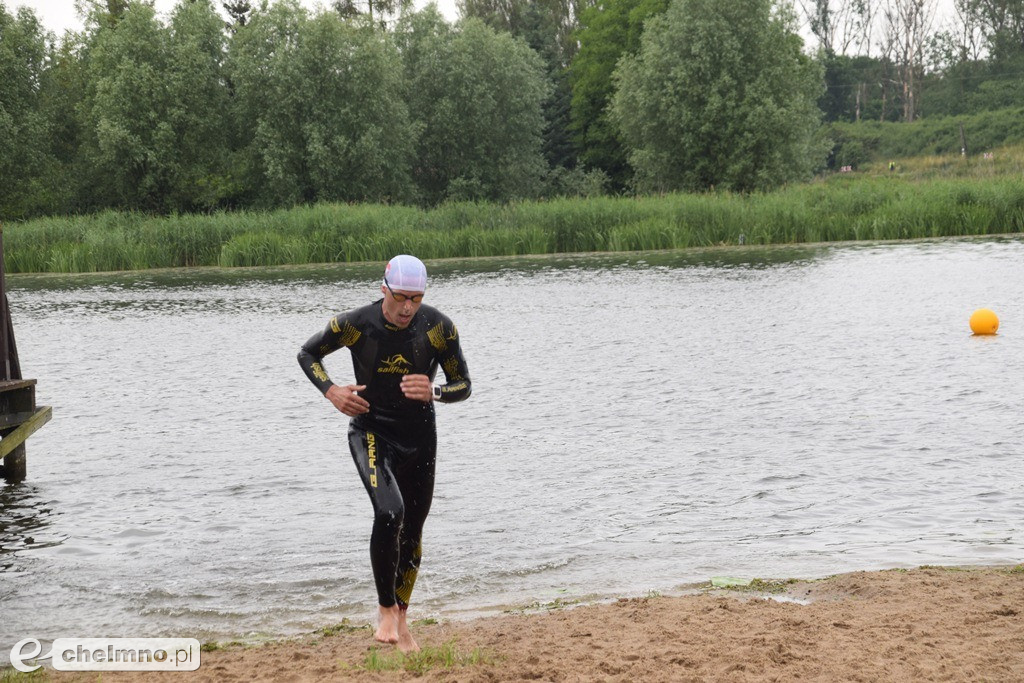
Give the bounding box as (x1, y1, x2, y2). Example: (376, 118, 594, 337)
(0, 224, 48, 482)
(0, 379, 52, 481)
(0, 225, 9, 381)
(959, 122, 968, 157)
(0, 225, 18, 381)
(0, 223, 13, 481)
(2, 444, 26, 481)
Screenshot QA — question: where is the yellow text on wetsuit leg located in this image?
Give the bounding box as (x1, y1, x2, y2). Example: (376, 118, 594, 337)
(367, 432, 377, 488)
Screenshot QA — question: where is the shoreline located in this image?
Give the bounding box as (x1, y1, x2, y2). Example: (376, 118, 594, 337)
(34, 563, 1024, 682)
(6, 231, 1023, 282)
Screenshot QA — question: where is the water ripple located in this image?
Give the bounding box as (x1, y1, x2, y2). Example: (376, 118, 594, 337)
(3, 238, 1024, 650)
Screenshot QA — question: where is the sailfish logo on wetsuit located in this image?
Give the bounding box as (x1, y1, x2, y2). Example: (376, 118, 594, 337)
(377, 354, 412, 374)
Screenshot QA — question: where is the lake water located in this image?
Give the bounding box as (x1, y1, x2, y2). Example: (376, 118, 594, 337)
(2, 238, 1023, 656)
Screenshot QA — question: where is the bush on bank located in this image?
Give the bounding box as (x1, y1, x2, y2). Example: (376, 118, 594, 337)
(829, 107, 1024, 169)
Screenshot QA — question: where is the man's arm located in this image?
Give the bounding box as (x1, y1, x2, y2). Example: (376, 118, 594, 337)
(298, 315, 370, 416)
(402, 317, 472, 404)
(434, 318, 471, 404)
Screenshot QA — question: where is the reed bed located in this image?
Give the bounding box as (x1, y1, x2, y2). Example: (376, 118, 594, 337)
(4, 174, 1023, 273)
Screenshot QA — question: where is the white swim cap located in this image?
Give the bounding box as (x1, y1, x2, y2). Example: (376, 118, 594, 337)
(383, 254, 427, 292)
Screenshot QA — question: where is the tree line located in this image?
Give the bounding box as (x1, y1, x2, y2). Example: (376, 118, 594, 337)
(1, 0, 1022, 221)
(802, 0, 1024, 125)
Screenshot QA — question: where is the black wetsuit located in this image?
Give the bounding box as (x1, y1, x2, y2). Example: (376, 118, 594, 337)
(298, 300, 471, 607)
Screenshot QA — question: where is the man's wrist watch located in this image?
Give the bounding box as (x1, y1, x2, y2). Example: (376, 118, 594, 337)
(432, 385, 442, 401)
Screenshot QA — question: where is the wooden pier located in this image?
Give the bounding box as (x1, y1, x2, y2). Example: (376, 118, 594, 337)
(0, 226, 51, 482)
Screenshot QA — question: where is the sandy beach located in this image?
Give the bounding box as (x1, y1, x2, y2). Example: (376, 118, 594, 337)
(41, 564, 1024, 682)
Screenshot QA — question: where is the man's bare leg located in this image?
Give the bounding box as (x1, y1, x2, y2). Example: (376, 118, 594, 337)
(396, 605, 420, 653)
(376, 604, 400, 644)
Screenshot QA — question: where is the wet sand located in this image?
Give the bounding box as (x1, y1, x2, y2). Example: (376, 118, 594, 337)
(49, 565, 1024, 682)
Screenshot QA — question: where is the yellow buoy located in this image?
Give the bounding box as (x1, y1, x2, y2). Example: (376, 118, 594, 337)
(969, 308, 999, 335)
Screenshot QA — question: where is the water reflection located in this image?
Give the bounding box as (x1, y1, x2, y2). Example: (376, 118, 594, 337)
(0, 484, 66, 571)
(8, 243, 836, 294)
(9, 238, 1022, 296)
(7, 245, 836, 319)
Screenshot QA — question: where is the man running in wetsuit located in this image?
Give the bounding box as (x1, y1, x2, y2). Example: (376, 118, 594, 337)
(297, 254, 471, 652)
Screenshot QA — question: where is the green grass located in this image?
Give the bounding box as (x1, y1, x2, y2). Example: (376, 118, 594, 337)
(831, 106, 1024, 166)
(355, 640, 492, 674)
(200, 640, 248, 652)
(317, 619, 371, 637)
(708, 578, 799, 594)
(504, 596, 581, 614)
(4, 143, 1023, 274)
(746, 578, 799, 594)
(918, 565, 972, 572)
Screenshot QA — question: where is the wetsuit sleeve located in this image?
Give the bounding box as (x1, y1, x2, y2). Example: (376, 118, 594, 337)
(297, 314, 361, 394)
(430, 318, 471, 404)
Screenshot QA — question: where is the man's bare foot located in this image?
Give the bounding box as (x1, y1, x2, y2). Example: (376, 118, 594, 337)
(375, 605, 400, 644)
(396, 606, 420, 653)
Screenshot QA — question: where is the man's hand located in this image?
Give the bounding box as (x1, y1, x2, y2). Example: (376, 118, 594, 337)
(326, 384, 370, 416)
(401, 374, 433, 403)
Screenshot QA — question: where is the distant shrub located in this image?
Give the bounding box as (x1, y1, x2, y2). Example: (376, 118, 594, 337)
(829, 107, 1024, 165)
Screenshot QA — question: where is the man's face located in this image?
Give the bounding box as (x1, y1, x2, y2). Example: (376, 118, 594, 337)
(380, 283, 424, 329)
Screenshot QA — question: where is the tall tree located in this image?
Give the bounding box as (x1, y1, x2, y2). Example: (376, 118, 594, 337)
(966, 0, 1024, 59)
(228, 1, 414, 206)
(395, 8, 549, 203)
(922, 0, 989, 116)
(75, 0, 233, 213)
(0, 3, 55, 218)
(165, 0, 233, 211)
(106, 0, 128, 19)
(222, 0, 253, 31)
(76, 1, 175, 211)
(817, 54, 898, 122)
(569, 0, 669, 190)
(458, 0, 588, 66)
(882, 0, 937, 121)
(847, 0, 877, 55)
(331, 0, 409, 28)
(75, 0, 130, 28)
(948, 0, 987, 63)
(798, 0, 860, 55)
(37, 31, 91, 215)
(959, 0, 1024, 110)
(459, 0, 592, 176)
(612, 0, 826, 193)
